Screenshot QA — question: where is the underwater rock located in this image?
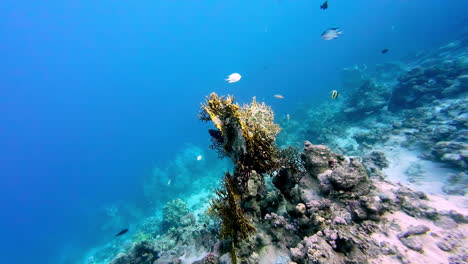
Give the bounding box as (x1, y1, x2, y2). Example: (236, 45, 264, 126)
(404, 162, 425, 183)
(341, 79, 391, 120)
(397, 225, 430, 238)
(161, 199, 195, 232)
(442, 172, 467, 195)
(399, 236, 423, 252)
(109, 241, 160, 264)
(328, 157, 368, 191)
(363, 151, 389, 178)
(353, 130, 390, 150)
(388, 57, 466, 112)
(435, 229, 464, 252)
(432, 141, 468, 169)
(301, 141, 344, 177)
(290, 235, 344, 264)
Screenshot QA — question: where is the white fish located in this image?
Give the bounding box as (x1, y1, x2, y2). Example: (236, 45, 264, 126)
(225, 73, 242, 83)
(322, 28, 342, 40)
(196, 155, 203, 161)
(167, 178, 172, 186)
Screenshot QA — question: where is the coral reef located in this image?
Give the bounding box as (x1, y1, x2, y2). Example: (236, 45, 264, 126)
(342, 79, 391, 120)
(86, 38, 468, 264)
(162, 199, 195, 232)
(109, 241, 160, 264)
(388, 61, 467, 111)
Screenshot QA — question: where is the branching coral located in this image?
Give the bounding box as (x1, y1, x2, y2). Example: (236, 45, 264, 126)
(209, 172, 256, 263)
(199, 93, 281, 179)
(277, 146, 305, 174)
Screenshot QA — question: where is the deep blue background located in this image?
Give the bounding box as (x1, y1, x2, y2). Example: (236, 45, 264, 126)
(1, 0, 467, 263)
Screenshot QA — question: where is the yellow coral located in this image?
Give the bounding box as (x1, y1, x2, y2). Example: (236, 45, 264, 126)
(201, 93, 241, 134)
(210, 173, 256, 263)
(240, 97, 280, 142)
(200, 93, 281, 175)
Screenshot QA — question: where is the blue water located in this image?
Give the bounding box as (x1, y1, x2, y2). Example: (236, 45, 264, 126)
(1, 0, 467, 263)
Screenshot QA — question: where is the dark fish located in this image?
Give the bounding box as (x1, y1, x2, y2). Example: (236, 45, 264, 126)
(381, 49, 389, 54)
(320, 1, 328, 10)
(115, 228, 128, 237)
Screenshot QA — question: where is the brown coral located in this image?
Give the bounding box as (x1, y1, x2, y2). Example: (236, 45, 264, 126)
(199, 93, 281, 182)
(209, 172, 256, 263)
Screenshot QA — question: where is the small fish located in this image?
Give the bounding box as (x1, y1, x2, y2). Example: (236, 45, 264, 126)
(225, 73, 242, 83)
(320, 1, 328, 10)
(286, 114, 290, 121)
(322, 28, 342, 40)
(331, 90, 339, 100)
(274, 94, 284, 99)
(167, 178, 172, 186)
(381, 49, 389, 54)
(115, 228, 128, 237)
(196, 155, 203, 161)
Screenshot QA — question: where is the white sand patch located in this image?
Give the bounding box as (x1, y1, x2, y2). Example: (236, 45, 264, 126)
(372, 210, 467, 264)
(382, 146, 457, 194)
(258, 245, 289, 264)
(333, 126, 369, 151)
(179, 249, 207, 264)
(426, 194, 468, 215)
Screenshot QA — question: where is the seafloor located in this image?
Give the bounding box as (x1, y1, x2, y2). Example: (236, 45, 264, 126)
(84, 38, 467, 264)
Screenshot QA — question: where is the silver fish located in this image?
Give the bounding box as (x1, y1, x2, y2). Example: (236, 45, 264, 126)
(322, 28, 342, 40)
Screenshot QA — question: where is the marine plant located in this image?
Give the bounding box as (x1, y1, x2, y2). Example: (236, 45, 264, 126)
(200, 93, 284, 263)
(199, 93, 281, 183)
(209, 172, 256, 264)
